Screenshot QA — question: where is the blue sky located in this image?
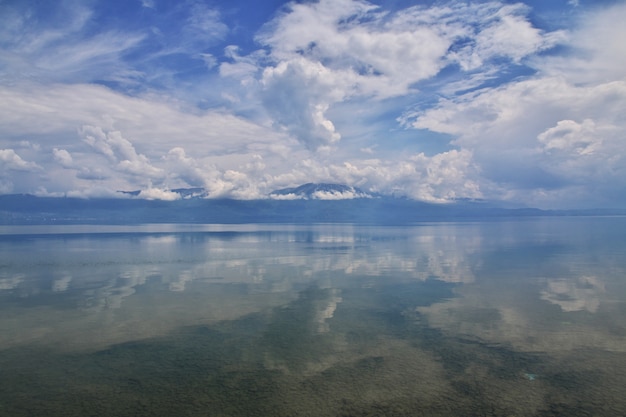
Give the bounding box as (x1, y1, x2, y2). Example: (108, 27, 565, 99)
(1, 0, 625, 207)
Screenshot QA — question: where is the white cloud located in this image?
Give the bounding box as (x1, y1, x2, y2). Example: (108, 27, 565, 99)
(19, 141, 41, 151)
(537, 119, 600, 155)
(407, 72, 626, 205)
(0, 2, 145, 85)
(0, 149, 41, 171)
(448, 3, 566, 70)
(251, 0, 565, 151)
(163, 147, 211, 187)
(63, 187, 122, 199)
(0, 1, 623, 207)
(183, 4, 228, 46)
(137, 187, 181, 201)
(33, 32, 146, 80)
(260, 58, 348, 149)
(267, 149, 482, 202)
(257, 0, 448, 94)
(80, 126, 164, 179)
(311, 190, 368, 200)
(141, 0, 155, 9)
(0, 0, 231, 94)
(199, 53, 218, 69)
(53, 148, 74, 168)
(162, 147, 267, 199)
(0, 80, 298, 195)
(536, 2, 626, 85)
(269, 193, 300, 200)
(0, 82, 290, 154)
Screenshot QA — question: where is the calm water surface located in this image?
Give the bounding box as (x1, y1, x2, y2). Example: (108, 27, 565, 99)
(1, 218, 625, 416)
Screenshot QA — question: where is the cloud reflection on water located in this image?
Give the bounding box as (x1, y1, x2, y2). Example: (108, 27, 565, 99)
(416, 220, 626, 353)
(0, 219, 625, 354)
(540, 276, 605, 313)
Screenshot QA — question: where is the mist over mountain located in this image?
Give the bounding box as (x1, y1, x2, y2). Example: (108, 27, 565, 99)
(119, 187, 208, 199)
(269, 183, 376, 200)
(2, 187, 624, 226)
(118, 183, 375, 201)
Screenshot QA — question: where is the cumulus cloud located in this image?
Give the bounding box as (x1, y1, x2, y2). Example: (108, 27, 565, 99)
(406, 74, 626, 205)
(0, 81, 298, 195)
(163, 147, 209, 187)
(251, 0, 565, 149)
(0, 83, 288, 155)
(403, 2, 626, 209)
(311, 190, 368, 200)
(162, 147, 263, 198)
(137, 187, 181, 201)
(537, 119, 600, 155)
(52, 148, 74, 168)
(0, 0, 623, 207)
(0, 149, 41, 171)
(266, 149, 482, 203)
(447, 3, 565, 70)
(260, 58, 345, 149)
(536, 2, 626, 85)
(80, 125, 164, 179)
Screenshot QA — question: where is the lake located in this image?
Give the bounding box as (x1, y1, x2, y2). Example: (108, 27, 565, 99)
(1, 217, 625, 416)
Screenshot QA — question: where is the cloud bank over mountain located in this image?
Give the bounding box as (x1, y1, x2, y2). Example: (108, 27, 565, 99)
(1, 0, 624, 208)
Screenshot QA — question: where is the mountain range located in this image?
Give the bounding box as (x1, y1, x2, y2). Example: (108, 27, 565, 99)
(269, 183, 375, 199)
(1, 183, 624, 225)
(119, 183, 376, 200)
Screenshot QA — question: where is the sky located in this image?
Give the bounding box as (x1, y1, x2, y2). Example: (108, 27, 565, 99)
(1, 0, 625, 208)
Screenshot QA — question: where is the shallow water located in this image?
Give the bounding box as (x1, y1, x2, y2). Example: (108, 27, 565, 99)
(1, 218, 625, 416)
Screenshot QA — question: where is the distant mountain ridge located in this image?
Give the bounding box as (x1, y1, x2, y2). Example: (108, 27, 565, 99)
(118, 183, 375, 200)
(2, 192, 626, 226)
(119, 187, 207, 199)
(269, 183, 375, 200)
